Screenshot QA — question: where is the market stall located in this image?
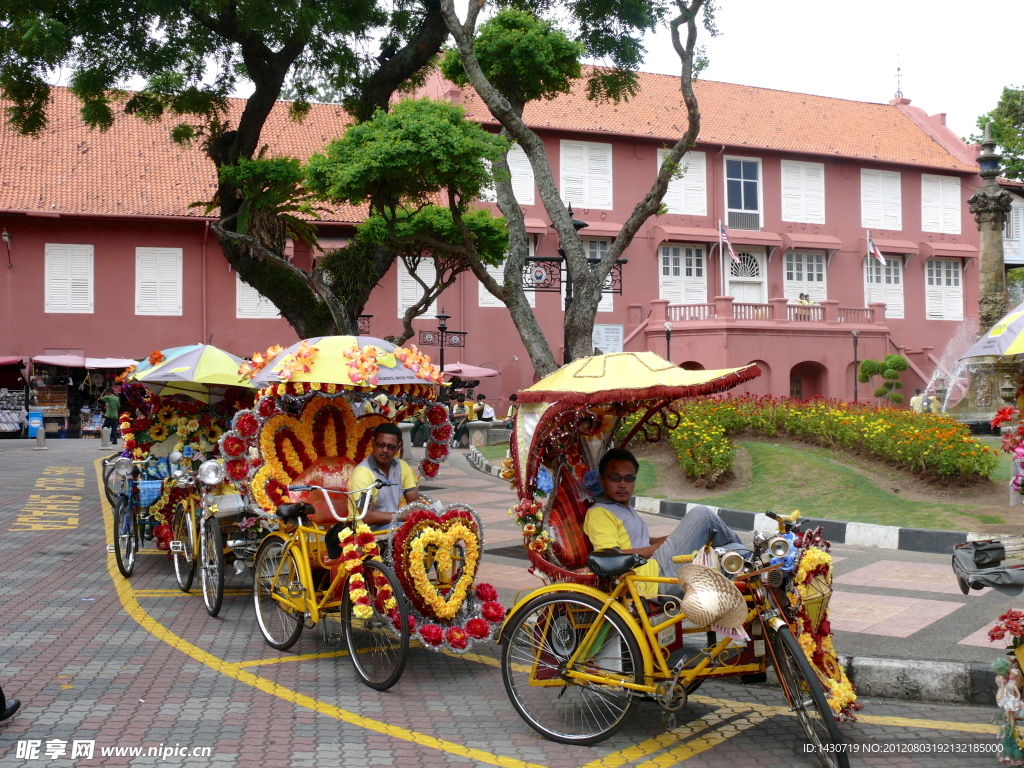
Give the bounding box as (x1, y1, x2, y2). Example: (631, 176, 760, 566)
(0, 357, 27, 436)
(30, 355, 138, 437)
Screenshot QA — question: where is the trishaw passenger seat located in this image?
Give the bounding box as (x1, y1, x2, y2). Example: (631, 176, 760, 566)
(587, 550, 645, 579)
(545, 467, 594, 570)
(287, 456, 357, 526)
(277, 502, 314, 521)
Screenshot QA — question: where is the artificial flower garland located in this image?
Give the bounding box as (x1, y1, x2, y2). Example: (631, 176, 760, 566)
(337, 522, 397, 619)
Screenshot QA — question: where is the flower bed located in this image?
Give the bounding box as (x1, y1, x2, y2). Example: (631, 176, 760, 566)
(624, 396, 997, 484)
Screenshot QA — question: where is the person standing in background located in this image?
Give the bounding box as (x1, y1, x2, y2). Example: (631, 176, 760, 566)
(100, 388, 121, 445)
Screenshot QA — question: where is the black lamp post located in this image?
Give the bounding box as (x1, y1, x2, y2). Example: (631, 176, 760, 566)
(417, 308, 465, 386)
(852, 330, 860, 403)
(436, 309, 450, 376)
(664, 321, 672, 363)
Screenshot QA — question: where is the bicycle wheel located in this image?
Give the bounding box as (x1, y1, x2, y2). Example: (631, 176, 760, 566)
(171, 500, 198, 592)
(112, 496, 138, 578)
(253, 538, 303, 650)
(501, 592, 642, 745)
(200, 517, 226, 617)
(341, 560, 410, 691)
(103, 457, 123, 507)
(768, 624, 849, 768)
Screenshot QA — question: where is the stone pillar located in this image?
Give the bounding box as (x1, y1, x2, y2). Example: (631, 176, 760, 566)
(968, 124, 1013, 333)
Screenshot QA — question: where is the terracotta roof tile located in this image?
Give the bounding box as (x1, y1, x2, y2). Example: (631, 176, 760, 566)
(454, 69, 977, 173)
(0, 88, 365, 222)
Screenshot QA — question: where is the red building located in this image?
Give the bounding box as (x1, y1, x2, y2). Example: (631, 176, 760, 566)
(1, 76, 982, 410)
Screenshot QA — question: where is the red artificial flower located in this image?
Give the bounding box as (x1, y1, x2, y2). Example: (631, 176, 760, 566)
(257, 398, 278, 418)
(465, 618, 491, 640)
(226, 459, 249, 481)
(426, 442, 448, 460)
(446, 627, 469, 650)
(421, 460, 439, 479)
(482, 601, 506, 623)
(420, 624, 444, 645)
(475, 583, 498, 602)
(431, 424, 452, 441)
(992, 406, 1019, 430)
(251, 457, 263, 468)
(134, 417, 152, 431)
(153, 524, 172, 551)
(235, 412, 259, 437)
(818, 618, 831, 637)
(356, 530, 376, 547)
(221, 435, 246, 457)
(426, 405, 448, 426)
(392, 611, 416, 633)
(148, 350, 166, 365)
(990, 627, 1007, 642)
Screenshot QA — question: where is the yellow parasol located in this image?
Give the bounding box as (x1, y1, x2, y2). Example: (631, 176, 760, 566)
(516, 351, 760, 405)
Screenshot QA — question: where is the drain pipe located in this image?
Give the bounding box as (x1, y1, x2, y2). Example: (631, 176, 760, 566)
(202, 221, 210, 343)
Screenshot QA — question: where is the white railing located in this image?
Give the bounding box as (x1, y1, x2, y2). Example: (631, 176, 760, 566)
(667, 303, 715, 321)
(733, 303, 773, 320)
(838, 307, 872, 324)
(787, 305, 823, 322)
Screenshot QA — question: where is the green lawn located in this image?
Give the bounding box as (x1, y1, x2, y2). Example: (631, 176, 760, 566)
(478, 444, 511, 461)
(692, 441, 1006, 530)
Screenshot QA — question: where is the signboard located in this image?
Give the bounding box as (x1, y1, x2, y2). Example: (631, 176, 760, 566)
(592, 325, 624, 355)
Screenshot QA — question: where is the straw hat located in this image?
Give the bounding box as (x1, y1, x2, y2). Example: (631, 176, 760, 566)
(676, 564, 749, 633)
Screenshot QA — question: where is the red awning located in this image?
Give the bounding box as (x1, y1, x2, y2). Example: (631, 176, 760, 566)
(523, 218, 549, 234)
(860, 238, 919, 255)
(0, 356, 24, 367)
(919, 242, 978, 259)
(780, 233, 843, 251)
(652, 225, 721, 245)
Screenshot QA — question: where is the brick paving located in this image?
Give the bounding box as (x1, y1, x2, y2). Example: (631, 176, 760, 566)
(0, 439, 1008, 767)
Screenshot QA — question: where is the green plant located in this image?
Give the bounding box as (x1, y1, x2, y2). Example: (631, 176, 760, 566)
(857, 354, 909, 404)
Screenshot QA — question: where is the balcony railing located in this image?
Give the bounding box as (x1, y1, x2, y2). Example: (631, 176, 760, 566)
(667, 303, 716, 321)
(656, 297, 885, 328)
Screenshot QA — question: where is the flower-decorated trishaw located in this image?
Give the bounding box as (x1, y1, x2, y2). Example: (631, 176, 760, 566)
(220, 336, 505, 687)
(497, 352, 858, 765)
(109, 347, 259, 617)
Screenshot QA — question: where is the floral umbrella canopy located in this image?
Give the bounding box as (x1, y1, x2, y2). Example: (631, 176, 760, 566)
(960, 302, 1024, 361)
(131, 345, 252, 402)
(246, 336, 442, 393)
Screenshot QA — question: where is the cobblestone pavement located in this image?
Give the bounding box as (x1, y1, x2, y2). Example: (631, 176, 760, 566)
(0, 440, 1007, 767)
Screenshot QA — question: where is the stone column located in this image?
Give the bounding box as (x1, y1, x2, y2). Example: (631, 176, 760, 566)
(968, 124, 1013, 333)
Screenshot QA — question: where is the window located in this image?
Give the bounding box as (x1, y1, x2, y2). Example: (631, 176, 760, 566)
(781, 160, 825, 224)
(659, 244, 706, 304)
(864, 256, 904, 319)
(560, 140, 612, 209)
(921, 175, 961, 234)
(924, 258, 963, 320)
(479, 239, 536, 308)
(236, 273, 280, 319)
(658, 149, 706, 216)
(861, 169, 902, 230)
(135, 247, 182, 316)
(45, 243, 93, 313)
(562, 239, 613, 312)
(397, 258, 437, 318)
(783, 251, 827, 302)
(479, 145, 536, 205)
(725, 157, 761, 229)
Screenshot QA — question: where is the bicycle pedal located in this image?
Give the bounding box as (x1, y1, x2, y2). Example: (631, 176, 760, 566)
(169, 541, 184, 553)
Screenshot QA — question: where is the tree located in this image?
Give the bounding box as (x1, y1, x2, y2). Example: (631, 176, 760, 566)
(0, 0, 452, 337)
(858, 354, 909, 404)
(439, 1, 716, 375)
(306, 97, 508, 342)
(973, 86, 1024, 180)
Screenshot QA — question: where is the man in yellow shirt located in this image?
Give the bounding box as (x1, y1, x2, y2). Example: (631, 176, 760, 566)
(583, 448, 742, 596)
(348, 424, 420, 528)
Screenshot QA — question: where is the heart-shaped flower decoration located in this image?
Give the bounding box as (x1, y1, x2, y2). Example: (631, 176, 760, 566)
(391, 505, 482, 621)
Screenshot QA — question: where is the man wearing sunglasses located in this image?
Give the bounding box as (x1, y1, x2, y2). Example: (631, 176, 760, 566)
(348, 423, 420, 528)
(583, 448, 741, 595)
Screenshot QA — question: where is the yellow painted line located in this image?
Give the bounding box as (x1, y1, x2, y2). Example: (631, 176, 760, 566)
(236, 650, 351, 668)
(94, 459, 545, 768)
(133, 589, 250, 597)
(634, 712, 768, 767)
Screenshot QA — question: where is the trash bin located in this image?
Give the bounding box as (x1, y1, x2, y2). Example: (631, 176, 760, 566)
(27, 411, 43, 438)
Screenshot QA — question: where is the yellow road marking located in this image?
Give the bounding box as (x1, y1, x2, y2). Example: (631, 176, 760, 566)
(133, 589, 250, 597)
(95, 459, 546, 768)
(236, 650, 351, 668)
(635, 712, 769, 767)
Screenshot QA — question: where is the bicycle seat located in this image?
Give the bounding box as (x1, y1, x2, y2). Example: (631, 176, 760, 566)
(276, 502, 314, 522)
(587, 550, 646, 578)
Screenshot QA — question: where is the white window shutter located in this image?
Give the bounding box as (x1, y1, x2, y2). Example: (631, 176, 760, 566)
(397, 259, 438, 318)
(45, 246, 70, 312)
(804, 163, 825, 223)
(478, 160, 496, 203)
(507, 146, 535, 205)
(781, 161, 805, 222)
(661, 149, 706, 216)
(921, 176, 943, 232)
(586, 144, 612, 209)
(479, 251, 536, 308)
(682, 247, 707, 302)
(861, 171, 882, 228)
(881, 172, 902, 230)
(561, 142, 587, 206)
(136, 248, 182, 316)
(659, 246, 684, 303)
(941, 176, 961, 234)
(658, 149, 685, 214)
(944, 261, 963, 320)
(883, 259, 904, 318)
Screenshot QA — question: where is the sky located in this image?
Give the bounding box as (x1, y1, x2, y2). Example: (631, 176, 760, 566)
(637, 0, 1024, 141)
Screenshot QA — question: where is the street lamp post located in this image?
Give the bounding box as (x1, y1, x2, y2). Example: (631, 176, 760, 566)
(852, 330, 860, 403)
(436, 309, 451, 376)
(664, 321, 672, 363)
(417, 309, 466, 395)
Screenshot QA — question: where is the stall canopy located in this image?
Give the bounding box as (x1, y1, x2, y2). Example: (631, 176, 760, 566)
(31, 355, 137, 369)
(0, 356, 24, 367)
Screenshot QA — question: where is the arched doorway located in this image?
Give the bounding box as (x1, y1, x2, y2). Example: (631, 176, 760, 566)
(744, 360, 771, 397)
(790, 361, 827, 400)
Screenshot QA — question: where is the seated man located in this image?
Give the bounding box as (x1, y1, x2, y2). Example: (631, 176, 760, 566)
(583, 447, 742, 596)
(451, 394, 471, 446)
(348, 423, 420, 529)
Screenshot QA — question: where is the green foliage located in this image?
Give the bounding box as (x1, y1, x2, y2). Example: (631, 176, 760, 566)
(216, 157, 323, 250)
(973, 86, 1024, 179)
(860, 355, 908, 403)
(440, 10, 584, 109)
(306, 98, 508, 211)
(357, 207, 507, 267)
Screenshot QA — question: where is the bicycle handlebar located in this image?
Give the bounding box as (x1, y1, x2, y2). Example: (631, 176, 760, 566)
(285, 480, 396, 523)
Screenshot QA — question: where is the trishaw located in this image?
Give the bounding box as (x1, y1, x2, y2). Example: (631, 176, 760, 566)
(218, 336, 505, 688)
(111, 348, 260, 618)
(498, 352, 857, 766)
